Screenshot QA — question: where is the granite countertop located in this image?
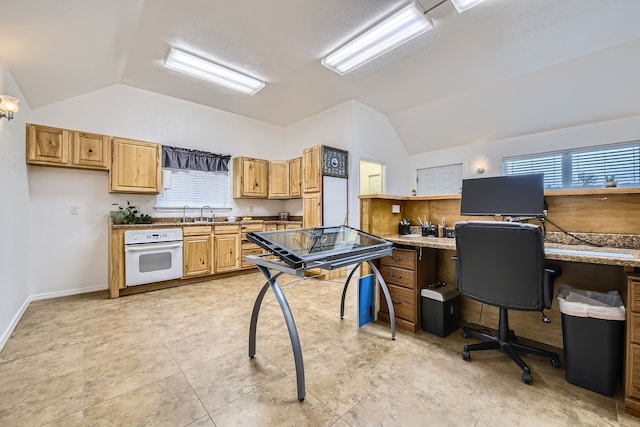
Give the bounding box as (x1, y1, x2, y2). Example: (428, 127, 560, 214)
(111, 218, 302, 230)
(381, 233, 640, 268)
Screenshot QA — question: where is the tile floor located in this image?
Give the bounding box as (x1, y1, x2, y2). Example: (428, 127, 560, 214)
(1, 271, 639, 426)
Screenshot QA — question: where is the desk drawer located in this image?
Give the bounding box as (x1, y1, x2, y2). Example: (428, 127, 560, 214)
(631, 313, 640, 344)
(380, 265, 415, 289)
(380, 248, 416, 270)
(379, 284, 415, 322)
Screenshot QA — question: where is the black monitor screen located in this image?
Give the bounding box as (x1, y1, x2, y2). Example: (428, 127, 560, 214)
(460, 174, 545, 217)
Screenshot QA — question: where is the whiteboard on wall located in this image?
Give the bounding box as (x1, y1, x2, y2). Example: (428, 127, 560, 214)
(416, 163, 463, 196)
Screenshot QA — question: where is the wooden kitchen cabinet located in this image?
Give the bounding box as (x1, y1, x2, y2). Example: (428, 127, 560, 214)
(302, 146, 321, 193)
(240, 223, 264, 269)
(110, 137, 162, 193)
(214, 224, 241, 272)
(289, 157, 302, 198)
(268, 160, 290, 199)
(378, 246, 436, 332)
(303, 192, 322, 228)
(626, 274, 640, 416)
(27, 123, 110, 170)
(183, 225, 213, 277)
(233, 156, 268, 198)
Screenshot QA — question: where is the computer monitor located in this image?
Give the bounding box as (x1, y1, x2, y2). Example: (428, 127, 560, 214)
(460, 173, 545, 217)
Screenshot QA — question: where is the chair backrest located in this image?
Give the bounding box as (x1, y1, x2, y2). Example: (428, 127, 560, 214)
(454, 221, 546, 311)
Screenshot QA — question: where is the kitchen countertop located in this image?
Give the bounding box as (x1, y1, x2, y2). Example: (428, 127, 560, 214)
(382, 233, 640, 268)
(111, 219, 302, 230)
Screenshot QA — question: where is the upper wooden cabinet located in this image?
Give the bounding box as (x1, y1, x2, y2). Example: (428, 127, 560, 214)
(289, 157, 302, 198)
(302, 145, 321, 193)
(268, 160, 290, 199)
(233, 157, 268, 198)
(110, 137, 162, 194)
(27, 124, 109, 170)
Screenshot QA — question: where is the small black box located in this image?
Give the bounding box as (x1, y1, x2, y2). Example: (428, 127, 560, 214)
(421, 284, 460, 337)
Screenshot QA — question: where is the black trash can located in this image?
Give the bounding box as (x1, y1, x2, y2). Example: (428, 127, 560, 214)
(421, 283, 460, 337)
(557, 286, 626, 396)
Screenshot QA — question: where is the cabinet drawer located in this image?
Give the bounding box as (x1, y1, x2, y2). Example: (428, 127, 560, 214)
(380, 265, 416, 289)
(183, 225, 212, 236)
(379, 284, 416, 323)
(629, 343, 640, 400)
(215, 224, 240, 234)
(241, 223, 263, 233)
(630, 313, 640, 344)
(630, 276, 640, 313)
(380, 248, 416, 270)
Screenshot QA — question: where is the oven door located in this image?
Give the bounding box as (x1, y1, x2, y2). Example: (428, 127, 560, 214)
(124, 241, 183, 286)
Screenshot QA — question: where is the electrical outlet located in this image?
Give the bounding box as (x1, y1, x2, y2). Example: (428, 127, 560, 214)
(70, 206, 79, 215)
(249, 205, 254, 213)
(391, 204, 400, 214)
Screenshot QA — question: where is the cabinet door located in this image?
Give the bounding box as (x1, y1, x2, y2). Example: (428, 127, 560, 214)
(268, 160, 290, 199)
(110, 137, 162, 193)
(289, 157, 302, 198)
(215, 234, 240, 272)
(303, 193, 322, 228)
(302, 146, 321, 193)
(183, 235, 212, 277)
(26, 124, 70, 165)
(233, 157, 268, 198)
(72, 132, 110, 169)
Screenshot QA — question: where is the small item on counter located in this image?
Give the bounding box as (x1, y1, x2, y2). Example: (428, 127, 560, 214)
(242, 217, 253, 221)
(399, 218, 411, 235)
(227, 216, 237, 222)
(438, 224, 444, 238)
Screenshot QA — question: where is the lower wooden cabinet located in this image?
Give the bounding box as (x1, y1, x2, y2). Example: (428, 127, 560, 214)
(183, 225, 213, 277)
(378, 246, 436, 332)
(626, 274, 640, 416)
(241, 223, 264, 269)
(214, 224, 240, 272)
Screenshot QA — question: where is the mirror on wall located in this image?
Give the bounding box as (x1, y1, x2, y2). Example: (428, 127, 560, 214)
(360, 159, 385, 195)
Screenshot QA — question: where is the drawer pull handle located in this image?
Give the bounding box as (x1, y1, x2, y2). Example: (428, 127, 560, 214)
(391, 256, 403, 262)
(390, 273, 402, 280)
(392, 299, 402, 305)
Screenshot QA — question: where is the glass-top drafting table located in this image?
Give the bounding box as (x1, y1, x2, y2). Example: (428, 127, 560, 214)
(245, 225, 396, 401)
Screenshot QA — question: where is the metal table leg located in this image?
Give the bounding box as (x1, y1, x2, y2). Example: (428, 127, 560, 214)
(250, 265, 306, 401)
(339, 262, 396, 340)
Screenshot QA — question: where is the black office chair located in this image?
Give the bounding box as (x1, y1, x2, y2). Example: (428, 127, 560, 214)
(454, 221, 562, 384)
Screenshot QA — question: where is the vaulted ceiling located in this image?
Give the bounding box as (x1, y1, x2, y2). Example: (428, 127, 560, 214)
(2, 0, 640, 154)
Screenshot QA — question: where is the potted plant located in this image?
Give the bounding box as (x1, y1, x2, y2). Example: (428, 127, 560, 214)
(605, 175, 617, 188)
(115, 201, 155, 224)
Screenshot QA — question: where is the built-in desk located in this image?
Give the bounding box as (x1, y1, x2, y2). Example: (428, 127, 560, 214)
(384, 234, 640, 268)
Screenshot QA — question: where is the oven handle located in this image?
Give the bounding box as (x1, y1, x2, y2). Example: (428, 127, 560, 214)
(125, 242, 183, 252)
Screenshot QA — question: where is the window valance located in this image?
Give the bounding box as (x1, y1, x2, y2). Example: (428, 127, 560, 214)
(162, 145, 231, 172)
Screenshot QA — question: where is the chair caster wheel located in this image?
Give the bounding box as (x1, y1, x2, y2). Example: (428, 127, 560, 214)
(551, 358, 562, 369)
(462, 351, 471, 361)
(522, 373, 533, 384)
(462, 331, 469, 339)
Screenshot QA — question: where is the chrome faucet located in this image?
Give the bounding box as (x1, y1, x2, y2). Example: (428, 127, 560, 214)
(183, 205, 189, 223)
(200, 205, 213, 222)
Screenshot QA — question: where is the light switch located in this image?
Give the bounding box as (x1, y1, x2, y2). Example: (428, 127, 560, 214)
(391, 204, 400, 214)
(70, 206, 79, 215)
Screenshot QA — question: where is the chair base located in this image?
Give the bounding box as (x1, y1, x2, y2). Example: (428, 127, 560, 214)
(462, 308, 562, 384)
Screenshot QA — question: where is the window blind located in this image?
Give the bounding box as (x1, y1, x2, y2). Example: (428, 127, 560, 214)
(503, 141, 640, 189)
(156, 169, 231, 208)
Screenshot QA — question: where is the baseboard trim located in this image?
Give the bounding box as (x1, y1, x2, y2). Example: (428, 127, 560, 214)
(0, 285, 107, 352)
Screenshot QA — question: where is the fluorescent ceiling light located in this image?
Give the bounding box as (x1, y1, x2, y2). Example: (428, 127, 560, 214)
(321, 2, 433, 75)
(450, 0, 488, 13)
(164, 48, 265, 95)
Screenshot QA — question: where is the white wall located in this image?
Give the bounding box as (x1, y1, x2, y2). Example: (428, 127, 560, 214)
(0, 58, 31, 349)
(283, 100, 410, 227)
(409, 114, 640, 189)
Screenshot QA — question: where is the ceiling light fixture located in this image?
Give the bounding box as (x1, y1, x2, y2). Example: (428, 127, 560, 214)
(321, 2, 433, 75)
(164, 48, 265, 96)
(450, 0, 488, 13)
(0, 95, 19, 121)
